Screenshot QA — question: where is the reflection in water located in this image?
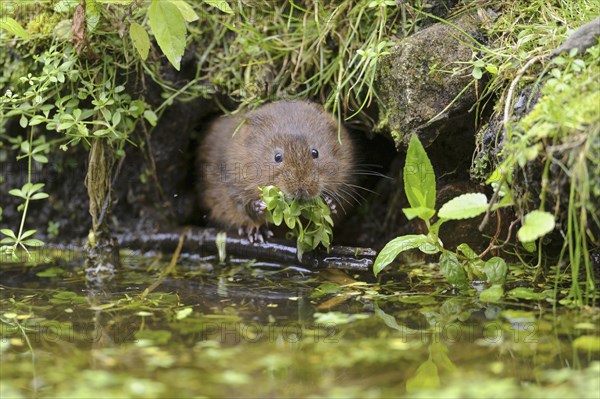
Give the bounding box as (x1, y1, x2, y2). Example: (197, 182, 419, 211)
(0, 251, 598, 398)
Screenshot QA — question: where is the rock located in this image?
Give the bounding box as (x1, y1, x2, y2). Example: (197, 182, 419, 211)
(552, 16, 600, 56)
(377, 11, 490, 149)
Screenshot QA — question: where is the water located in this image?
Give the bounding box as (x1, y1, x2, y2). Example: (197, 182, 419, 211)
(1, 249, 598, 398)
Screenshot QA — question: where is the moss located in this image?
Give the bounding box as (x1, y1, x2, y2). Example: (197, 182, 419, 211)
(376, 11, 485, 148)
(26, 12, 62, 36)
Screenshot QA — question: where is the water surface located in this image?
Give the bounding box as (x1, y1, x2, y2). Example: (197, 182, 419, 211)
(1, 249, 598, 398)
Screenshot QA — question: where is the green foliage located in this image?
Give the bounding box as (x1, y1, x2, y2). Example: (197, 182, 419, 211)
(517, 210, 556, 243)
(374, 234, 431, 276)
(468, 2, 599, 305)
(129, 22, 150, 61)
(203, 0, 234, 15)
(438, 193, 488, 220)
(490, 45, 598, 305)
(0, 17, 30, 40)
(0, 0, 409, 259)
(374, 135, 518, 301)
(403, 135, 436, 222)
(439, 252, 468, 289)
(149, 0, 188, 71)
(0, 40, 156, 258)
(260, 185, 334, 261)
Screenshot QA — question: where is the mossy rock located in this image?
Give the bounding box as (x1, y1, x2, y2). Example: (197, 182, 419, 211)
(377, 11, 489, 149)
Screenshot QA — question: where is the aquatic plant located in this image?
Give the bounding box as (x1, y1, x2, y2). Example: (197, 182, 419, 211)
(373, 135, 558, 302)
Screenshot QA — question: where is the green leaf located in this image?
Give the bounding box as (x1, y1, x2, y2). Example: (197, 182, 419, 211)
(472, 67, 483, 79)
(573, 336, 600, 352)
(86, 0, 100, 33)
(144, 110, 158, 126)
(374, 303, 416, 334)
(175, 307, 193, 320)
(54, 0, 79, 13)
(173, 1, 200, 22)
(1, 229, 17, 239)
(430, 342, 457, 373)
(483, 257, 507, 285)
(149, 0, 187, 71)
(8, 189, 25, 199)
(20, 230, 36, 239)
(420, 233, 441, 254)
(0, 17, 30, 40)
(203, 0, 234, 14)
(33, 154, 49, 164)
(36, 267, 65, 277)
(406, 359, 440, 393)
(485, 64, 498, 74)
(272, 209, 283, 225)
(129, 22, 150, 60)
(507, 287, 547, 300)
(439, 251, 468, 289)
(456, 243, 478, 259)
(373, 234, 428, 276)
(402, 206, 436, 221)
(521, 240, 536, 253)
(403, 135, 436, 211)
(31, 193, 49, 200)
(22, 239, 44, 247)
(517, 210, 555, 242)
(479, 284, 504, 303)
(438, 193, 488, 220)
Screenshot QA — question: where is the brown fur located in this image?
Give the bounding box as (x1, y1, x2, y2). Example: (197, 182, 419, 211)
(197, 100, 355, 232)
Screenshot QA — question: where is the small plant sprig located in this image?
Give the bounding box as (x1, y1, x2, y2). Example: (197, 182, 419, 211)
(373, 135, 556, 302)
(0, 126, 48, 259)
(259, 185, 334, 261)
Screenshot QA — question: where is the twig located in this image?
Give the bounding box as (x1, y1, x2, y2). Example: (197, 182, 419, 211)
(502, 55, 544, 141)
(117, 227, 375, 272)
(141, 228, 187, 298)
(478, 209, 502, 258)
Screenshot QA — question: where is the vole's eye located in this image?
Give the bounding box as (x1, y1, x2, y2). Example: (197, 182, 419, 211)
(311, 149, 319, 159)
(274, 151, 283, 163)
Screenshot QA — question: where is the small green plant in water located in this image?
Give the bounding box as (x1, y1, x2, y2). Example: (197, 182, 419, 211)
(259, 185, 334, 261)
(373, 135, 557, 302)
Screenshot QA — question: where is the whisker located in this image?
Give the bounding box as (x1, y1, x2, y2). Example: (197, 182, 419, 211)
(341, 182, 378, 195)
(347, 170, 391, 179)
(334, 185, 364, 205)
(325, 180, 378, 195)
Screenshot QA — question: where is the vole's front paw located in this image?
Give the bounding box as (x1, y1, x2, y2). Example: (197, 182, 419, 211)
(251, 199, 267, 216)
(324, 195, 337, 215)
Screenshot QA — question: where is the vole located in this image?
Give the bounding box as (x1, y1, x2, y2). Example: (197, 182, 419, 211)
(197, 100, 356, 242)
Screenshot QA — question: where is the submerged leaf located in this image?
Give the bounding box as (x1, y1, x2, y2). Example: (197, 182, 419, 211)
(573, 336, 600, 352)
(507, 287, 547, 300)
(406, 359, 440, 392)
(479, 285, 504, 303)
